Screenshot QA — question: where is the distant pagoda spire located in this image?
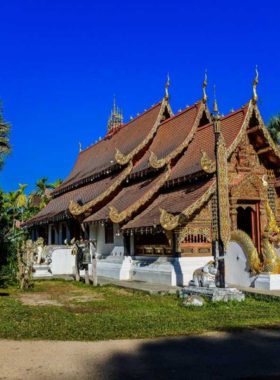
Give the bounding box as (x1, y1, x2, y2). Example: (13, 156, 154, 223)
(107, 95, 124, 133)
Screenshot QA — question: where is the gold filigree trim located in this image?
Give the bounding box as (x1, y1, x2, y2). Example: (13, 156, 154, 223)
(217, 134, 231, 248)
(160, 180, 216, 230)
(177, 226, 212, 246)
(149, 102, 212, 169)
(227, 101, 280, 165)
(109, 165, 171, 223)
(230, 230, 262, 274)
(69, 162, 133, 216)
(201, 150, 216, 173)
(226, 101, 254, 158)
(254, 105, 280, 162)
(115, 99, 172, 165)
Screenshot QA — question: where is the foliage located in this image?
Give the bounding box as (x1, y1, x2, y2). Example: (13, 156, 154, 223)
(0, 101, 12, 171)
(49, 178, 63, 189)
(267, 113, 280, 144)
(1, 280, 280, 341)
(29, 176, 62, 209)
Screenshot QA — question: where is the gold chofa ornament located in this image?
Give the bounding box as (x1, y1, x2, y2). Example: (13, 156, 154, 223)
(201, 150, 216, 173)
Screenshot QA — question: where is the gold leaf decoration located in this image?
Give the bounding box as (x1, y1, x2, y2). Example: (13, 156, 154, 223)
(217, 134, 231, 248)
(177, 226, 212, 246)
(230, 230, 262, 274)
(149, 103, 212, 169)
(115, 99, 172, 165)
(200, 150, 216, 173)
(69, 161, 133, 216)
(109, 165, 172, 223)
(159, 180, 216, 230)
(159, 208, 181, 230)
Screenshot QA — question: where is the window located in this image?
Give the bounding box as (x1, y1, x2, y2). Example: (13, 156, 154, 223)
(105, 223, 114, 244)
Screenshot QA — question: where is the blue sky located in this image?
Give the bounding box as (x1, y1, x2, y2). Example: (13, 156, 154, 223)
(1, 0, 280, 193)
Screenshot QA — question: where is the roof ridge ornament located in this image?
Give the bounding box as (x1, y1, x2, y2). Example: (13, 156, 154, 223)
(213, 84, 219, 116)
(202, 69, 208, 103)
(79, 142, 82, 153)
(165, 73, 170, 100)
(252, 65, 259, 105)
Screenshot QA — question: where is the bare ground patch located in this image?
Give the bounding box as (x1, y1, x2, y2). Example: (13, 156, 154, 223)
(17, 282, 105, 306)
(18, 293, 64, 307)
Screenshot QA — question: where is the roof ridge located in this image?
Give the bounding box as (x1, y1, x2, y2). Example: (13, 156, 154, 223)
(79, 101, 162, 155)
(158, 101, 201, 127)
(193, 105, 249, 133)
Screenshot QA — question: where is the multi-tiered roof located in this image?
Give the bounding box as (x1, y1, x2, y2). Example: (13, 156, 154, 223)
(23, 74, 280, 232)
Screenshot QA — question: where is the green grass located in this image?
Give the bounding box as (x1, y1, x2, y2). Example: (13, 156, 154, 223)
(1, 279, 280, 341)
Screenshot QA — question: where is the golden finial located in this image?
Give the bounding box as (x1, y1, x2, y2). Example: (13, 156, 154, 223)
(79, 142, 82, 152)
(107, 96, 123, 133)
(202, 69, 208, 103)
(213, 84, 219, 115)
(252, 65, 259, 105)
(165, 73, 170, 100)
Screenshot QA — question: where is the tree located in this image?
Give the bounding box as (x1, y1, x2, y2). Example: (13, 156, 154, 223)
(4, 190, 19, 232)
(49, 178, 63, 189)
(267, 113, 280, 144)
(29, 176, 53, 209)
(0, 101, 12, 171)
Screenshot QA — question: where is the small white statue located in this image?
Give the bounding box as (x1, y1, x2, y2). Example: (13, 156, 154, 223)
(190, 261, 218, 288)
(35, 237, 45, 264)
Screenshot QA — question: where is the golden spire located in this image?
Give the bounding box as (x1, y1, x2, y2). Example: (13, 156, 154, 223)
(213, 84, 219, 115)
(165, 73, 170, 100)
(202, 69, 208, 103)
(252, 65, 259, 105)
(107, 96, 123, 133)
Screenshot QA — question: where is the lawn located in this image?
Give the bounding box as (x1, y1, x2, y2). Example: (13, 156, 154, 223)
(1, 279, 280, 341)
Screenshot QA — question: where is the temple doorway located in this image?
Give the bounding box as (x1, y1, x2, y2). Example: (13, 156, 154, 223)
(236, 204, 261, 252)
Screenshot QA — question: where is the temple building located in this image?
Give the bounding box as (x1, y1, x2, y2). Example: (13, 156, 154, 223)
(23, 70, 280, 289)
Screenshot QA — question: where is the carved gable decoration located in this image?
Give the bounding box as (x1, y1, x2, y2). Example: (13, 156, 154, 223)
(231, 173, 267, 200)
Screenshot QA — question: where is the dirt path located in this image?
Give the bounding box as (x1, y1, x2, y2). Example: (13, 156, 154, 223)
(1, 328, 280, 380)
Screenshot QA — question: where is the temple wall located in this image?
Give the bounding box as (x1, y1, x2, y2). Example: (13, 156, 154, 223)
(225, 242, 257, 287)
(130, 256, 213, 286)
(89, 224, 124, 258)
(51, 248, 75, 275)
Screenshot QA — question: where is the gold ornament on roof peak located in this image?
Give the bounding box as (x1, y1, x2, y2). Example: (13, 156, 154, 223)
(79, 142, 82, 152)
(252, 65, 259, 105)
(213, 84, 219, 115)
(202, 69, 208, 103)
(165, 73, 170, 100)
(107, 95, 124, 133)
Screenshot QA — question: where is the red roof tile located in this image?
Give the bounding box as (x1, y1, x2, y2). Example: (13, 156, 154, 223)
(84, 170, 168, 223)
(132, 102, 203, 173)
(22, 170, 128, 227)
(123, 178, 215, 229)
(169, 106, 249, 181)
(52, 102, 164, 195)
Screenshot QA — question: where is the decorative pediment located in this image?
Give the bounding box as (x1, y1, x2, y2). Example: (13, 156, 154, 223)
(230, 172, 267, 199)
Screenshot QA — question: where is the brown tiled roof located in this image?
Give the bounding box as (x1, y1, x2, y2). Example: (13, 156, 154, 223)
(169, 106, 249, 181)
(123, 178, 215, 229)
(132, 102, 203, 174)
(84, 170, 168, 223)
(52, 102, 164, 196)
(22, 170, 127, 227)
